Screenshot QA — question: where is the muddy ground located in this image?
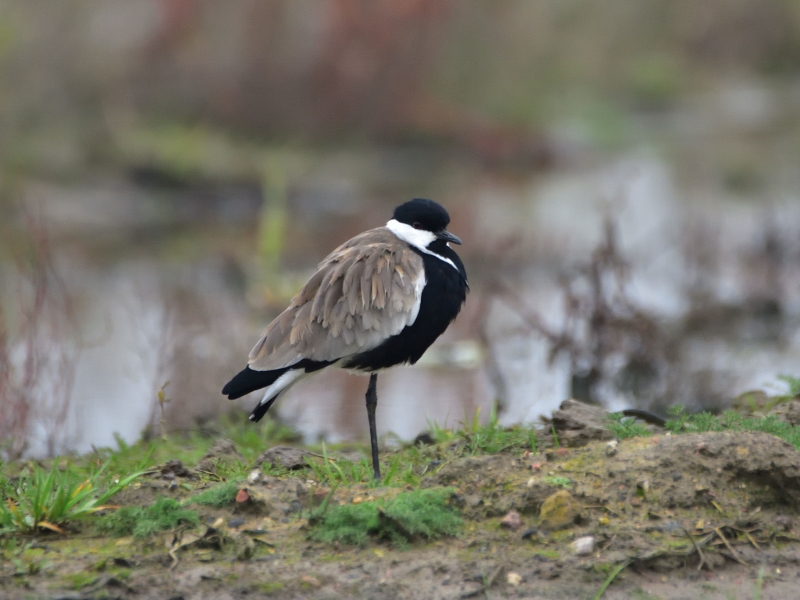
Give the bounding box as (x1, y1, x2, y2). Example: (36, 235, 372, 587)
(3, 401, 800, 599)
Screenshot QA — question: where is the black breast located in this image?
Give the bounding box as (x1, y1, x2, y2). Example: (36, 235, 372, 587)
(344, 244, 468, 372)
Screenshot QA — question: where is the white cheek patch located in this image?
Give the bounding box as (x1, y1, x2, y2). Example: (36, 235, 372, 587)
(386, 219, 436, 248)
(386, 219, 458, 271)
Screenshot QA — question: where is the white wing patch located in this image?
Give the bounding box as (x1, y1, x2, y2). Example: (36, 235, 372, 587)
(408, 269, 426, 326)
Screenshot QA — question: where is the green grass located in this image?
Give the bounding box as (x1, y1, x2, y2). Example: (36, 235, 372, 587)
(608, 403, 800, 450)
(88, 415, 299, 481)
(430, 405, 537, 457)
(64, 572, 99, 590)
(592, 560, 631, 600)
(309, 487, 462, 547)
(605, 413, 653, 439)
(96, 497, 200, 538)
(190, 481, 240, 508)
(0, 461, 144, 534)
(543, 475, 572, 488)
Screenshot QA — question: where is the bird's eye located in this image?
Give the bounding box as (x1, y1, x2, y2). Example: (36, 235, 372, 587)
(412, 222, 422, 229)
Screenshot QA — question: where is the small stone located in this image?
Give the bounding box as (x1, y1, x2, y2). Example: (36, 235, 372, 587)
(530, 462, 543, 471)
(196, 439, 244, 473)
(352, 497, 364, 504)
(236, 489, 250, 503)
(571, 536, 595, 556)
(247, 469, 261, 484)
(606, 440, 618, 457)
(637, 480, 650, 494)
(160, 459, 196, 480)
(506, 571, 522, 586)
(539, 490, 582, 531)
(521, 527, 538, 539)
(228, 517, 245, 528)
(465, 494, 483, 508)
(256, 446, 315, 470)
(598, 516, 610, 526)
(500, 511, 523, 531)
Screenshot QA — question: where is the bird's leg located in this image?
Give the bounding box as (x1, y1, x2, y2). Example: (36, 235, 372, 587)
(365, 373, 381, 480)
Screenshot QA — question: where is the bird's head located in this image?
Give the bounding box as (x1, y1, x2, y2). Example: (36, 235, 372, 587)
(388, 198, 462, 248)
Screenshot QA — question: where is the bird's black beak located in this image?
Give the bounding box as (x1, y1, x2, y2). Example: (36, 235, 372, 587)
(436, 230, 462, 245)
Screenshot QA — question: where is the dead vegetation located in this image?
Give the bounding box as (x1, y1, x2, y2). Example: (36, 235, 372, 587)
(489, 205, 800, 419)
(0, 207, 79, 459)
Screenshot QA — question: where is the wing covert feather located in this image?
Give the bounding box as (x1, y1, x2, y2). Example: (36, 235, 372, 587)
(248, 227, 425, 370)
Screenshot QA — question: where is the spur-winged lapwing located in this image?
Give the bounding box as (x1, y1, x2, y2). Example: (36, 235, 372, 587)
(222, 198, 468, 479)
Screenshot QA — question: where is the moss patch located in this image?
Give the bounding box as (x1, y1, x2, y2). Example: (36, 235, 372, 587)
(97, 497, 200, 538)
(309, 487, 462, 547)
(190, 482, 240, 508)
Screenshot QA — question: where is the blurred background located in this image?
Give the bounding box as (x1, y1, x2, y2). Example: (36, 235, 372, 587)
(3, 0, 800, 459)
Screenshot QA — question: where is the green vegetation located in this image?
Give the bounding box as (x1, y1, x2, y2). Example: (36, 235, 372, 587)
(605, 413, 653, 439)
(309, 488, 462, 547)
(191, 482, 240, 508)
(301, 407, 539, 489)
(97, 497, 200, 538)
(608, 403, 800, 450)
(543, 475, 572, 488)
(0, 461, 143, 534)
(592, 560, 632, 600)
(64, 572, 99, 590)
(778, 375, 800, 398)
(93, 415, 298, 480)
(431, 406, 537, 456)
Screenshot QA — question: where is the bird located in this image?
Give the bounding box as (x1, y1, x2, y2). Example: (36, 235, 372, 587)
(222, 198, 468, 479)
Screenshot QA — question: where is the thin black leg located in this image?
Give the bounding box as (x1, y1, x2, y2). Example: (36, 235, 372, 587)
(365, 373, 381, 480)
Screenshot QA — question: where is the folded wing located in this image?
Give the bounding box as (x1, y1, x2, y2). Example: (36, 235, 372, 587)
(248, 227, 425, 371)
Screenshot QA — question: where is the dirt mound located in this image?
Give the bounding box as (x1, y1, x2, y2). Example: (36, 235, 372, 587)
(429, 430, 800, 520)
(5, 419, 800, 599)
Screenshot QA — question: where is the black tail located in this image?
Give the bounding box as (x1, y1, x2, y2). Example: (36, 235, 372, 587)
(221, 366, 288, 399)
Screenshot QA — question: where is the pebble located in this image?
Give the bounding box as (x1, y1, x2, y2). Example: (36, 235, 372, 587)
(247, 469, 261, 484)
(539, 490, 583, 530)
(500, 510, 523, 531)
(228, 517, 245, 528)
(506, 571, 522, 586)
(571, 535, 595, 556)
(606, 440, 618, 457)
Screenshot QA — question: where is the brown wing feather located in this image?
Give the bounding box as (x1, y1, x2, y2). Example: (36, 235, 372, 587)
(248, 227, 424, 371)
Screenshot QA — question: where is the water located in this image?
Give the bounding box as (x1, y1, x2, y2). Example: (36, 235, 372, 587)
(10, 135, 800, 456)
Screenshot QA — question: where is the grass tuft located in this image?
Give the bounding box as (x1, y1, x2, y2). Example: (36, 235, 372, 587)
(609, 403, 800, 450)
(97, 497, 200, 538)
(190, 482, 240, 508)
(309, 487, 461, 547)
(0, 461, 144, 534)
(605, 413, 654, 439)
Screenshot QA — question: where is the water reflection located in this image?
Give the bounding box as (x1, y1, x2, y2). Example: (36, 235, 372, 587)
(10, 146, 800, 456)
